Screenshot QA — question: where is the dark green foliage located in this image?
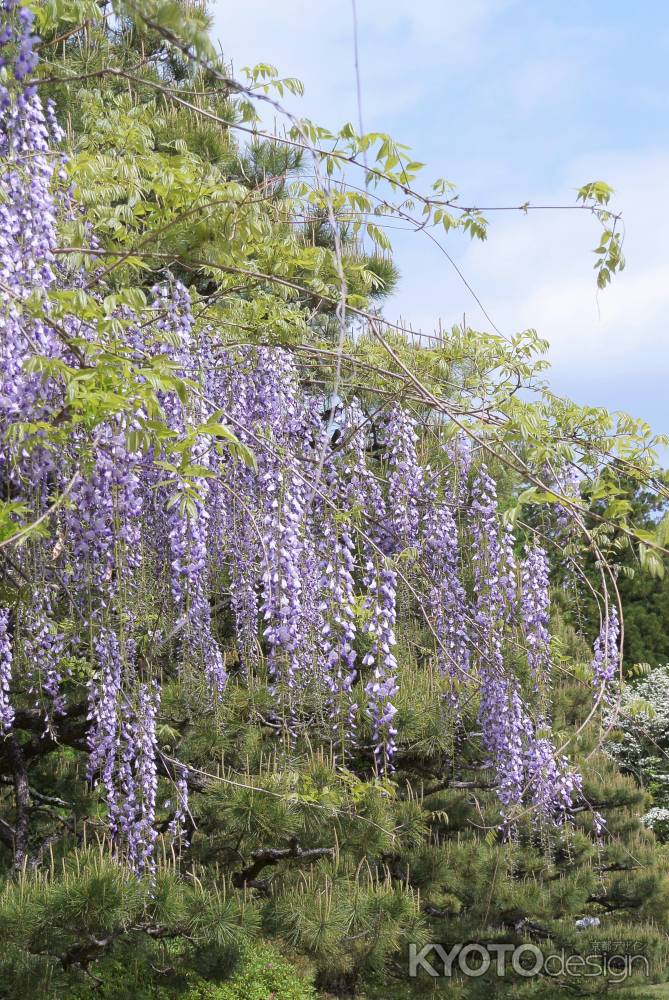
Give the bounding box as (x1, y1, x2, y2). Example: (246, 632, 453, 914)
(185, 942, 317, 1000)
(615, 568, 669, 667)
(3, 647, 669, 998)
(578, 472, 669, 667)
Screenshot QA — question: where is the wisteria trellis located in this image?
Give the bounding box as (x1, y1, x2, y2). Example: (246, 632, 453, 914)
(0, 1, 619, 872)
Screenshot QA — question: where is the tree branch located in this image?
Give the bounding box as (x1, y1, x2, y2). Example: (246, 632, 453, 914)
(6, 734, 31, 868)
(232, 839, 334, 888)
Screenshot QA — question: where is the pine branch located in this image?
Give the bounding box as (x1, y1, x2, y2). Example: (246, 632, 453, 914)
(0, 814, 16, 851)
(232, 839, 334, 888)
(0, 775, 73, 809)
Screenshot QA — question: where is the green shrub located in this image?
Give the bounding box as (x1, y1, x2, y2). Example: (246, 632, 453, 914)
(185, 942, 317, 1000)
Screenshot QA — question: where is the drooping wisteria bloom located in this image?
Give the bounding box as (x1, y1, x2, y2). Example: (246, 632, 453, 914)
(87, 627, 124, 834)
(153, 280, 227, 695)
(592, 605, 620, 695)
(555, 465, 583, 539)
(167, 763, 191, 847)
(130, 682, 160, 875)
(470, 465, 581, 822)
(0, 22, 604, 866)
(259, 457, 307, 692)
(23, 593, 66, 723)
(422, 496, 469, 698)
(340, 399, 388, 551)
(500, 522, 518, 619)
(65, 426, 143, 592)
(470, 464, 504, 610)
(0, 607, 13, 732)
(87, 627, 162, 874)
(520, 544, 552, 686)
(1, 2, 39, 83)
(253, 349, 312, 697)
(0, 83, 64, 429)
(443, 432, 472, 508)
(362, 559, 399, 769)
(526, 731, 583, 824)
(111, 682, 160, 875)
(383, 403, 424, 552)
(315, 464, 359, 744)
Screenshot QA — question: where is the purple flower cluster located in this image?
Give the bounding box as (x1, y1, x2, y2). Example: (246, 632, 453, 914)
(316, 475, 359, 743)
(555, 466, 582, 538)
(167, 763, 191, 846)
(0, 608, 14, 732)
(153, 281, 227, 695)
(592, 605, 620, 693)
(443, 432, 472, 507)
(520, 544, 552, 685)
(383, 403, 424, 552)
(112, 682, 160, 875)
(87, 630, 161, 873)
(340, 400, 388, 549)
(470, 466, 581, 822)
(0, 1, 39, 102)
(422, 497, 469, 697)
(87, 627, 124, 829)
(526, 732, 583, 824)
(125, 682, 160, 875)
(0, 39, 604, 856)
(66, 428, 143, 592)
(0, 84, 63, 426)
(23, 593, 66, 723)
(362, 560, 399, 768)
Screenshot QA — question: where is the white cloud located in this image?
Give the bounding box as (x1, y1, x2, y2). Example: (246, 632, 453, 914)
(446, 150, 669, 376)
(211, 1, 669, 431)
(212, 0, 513, 124)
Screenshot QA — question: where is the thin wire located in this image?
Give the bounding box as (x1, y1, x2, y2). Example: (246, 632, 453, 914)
(351, 0, 368, 174)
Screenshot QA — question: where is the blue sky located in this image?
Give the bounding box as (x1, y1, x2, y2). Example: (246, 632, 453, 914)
(214, 1, 669, 441)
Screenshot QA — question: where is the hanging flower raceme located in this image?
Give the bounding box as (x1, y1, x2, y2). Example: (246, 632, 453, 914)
(87, 628, 161, 875)
(210, 347, 264, 672)
(126, 682, 160, 876)
(87, 626, 124, 836)
(469, 466, 583, 823)
(0, 43, 64, 430)
(500, 522, 518, 619)
(65, 427, 144, 593)
(167, 763, 191, 847)
(226, 468, 262, 673)
(383, 403, 424, 552)
(165, 470, 227, 695)
(526, 731, 583, 825)
(0, 608, 13, 732)
(253, 350, 312, 696)
(23, 592, 66, 723)
(340, 400, 388, 549)
(0, 24, 611, 866)
(314, 453, 359, 743)
(520, 543, 552, 686)
(592, 605, 620, 695)
(113, 682, 160, 876)
(0, 1, 39, 90)
(422, 496, 469, 696)
(471, 493, 527, 813)
(555, 465, 582, 539)
(362, 559, 399, 769)
(153, 280, 227, 695)
(442, 432, 472, 502)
